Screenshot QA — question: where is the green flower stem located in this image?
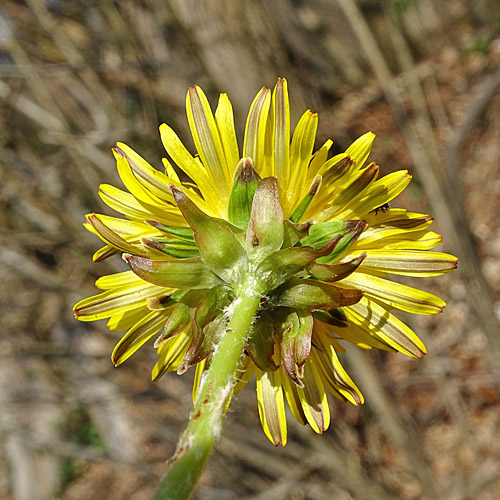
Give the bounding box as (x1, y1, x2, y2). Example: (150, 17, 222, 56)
(153, 286, 262, 500)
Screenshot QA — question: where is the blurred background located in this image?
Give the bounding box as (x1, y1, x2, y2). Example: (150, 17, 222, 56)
(1, 0, 500, 499)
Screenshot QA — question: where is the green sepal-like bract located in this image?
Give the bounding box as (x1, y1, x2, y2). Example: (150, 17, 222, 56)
(227, 158, 261, 230)
(256, 238, 341, 292)
(145, 220, 195, 241)
(246, 177, 284, 258)
(282, 220, 311, 248)
(142, 236, 200, 259)
(270, 278, 363, 310)
(179, 313, 226, 374)
(301, 220, 367, 264)
(308, 252, 367, 282)
(154, 289, 207, 347)
(171, 186, 248, 283)
(124, 255, 223, 289)
(278, 308, 313, 387)
(246, 311, 278, 372)
(178, 286, 233, 373)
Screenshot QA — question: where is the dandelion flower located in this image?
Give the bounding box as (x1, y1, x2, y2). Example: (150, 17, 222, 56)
(74, 78, 457, 447)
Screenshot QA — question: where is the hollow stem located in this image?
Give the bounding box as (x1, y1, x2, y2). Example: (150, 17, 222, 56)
(152, 286, 262, 500)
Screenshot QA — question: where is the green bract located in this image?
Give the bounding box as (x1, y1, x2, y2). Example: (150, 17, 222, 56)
(228, 157, 261, 229)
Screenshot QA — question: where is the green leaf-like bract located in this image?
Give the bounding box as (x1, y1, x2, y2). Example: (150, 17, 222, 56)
(154, 289, 207, 347)
(308, 253, 366, 282)
(124, 255, 223, 289)
(282, 220, 311, 248)
(171, 186, 248, 283)
(178, 286, 232, 373)
(145, 220, 195, 241)
(270, 278, 363, 310)
(301, 220, 367, 264)
(142, 236, 200, 259)
(246, 177, 284, 258)
(279, 308, 313, 387)
(227, 158, 261, 230)
(246, 311, 278, 371)
(256, 238, 342, 292)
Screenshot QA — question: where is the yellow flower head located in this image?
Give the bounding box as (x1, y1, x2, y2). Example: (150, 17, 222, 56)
(74, 78, 457, 446)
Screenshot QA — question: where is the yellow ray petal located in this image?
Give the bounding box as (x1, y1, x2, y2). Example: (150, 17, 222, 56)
(159, 123, 222, 214)
(281, 369, 307, 425)
(354, 213, 434, 247)
(312, 335, 364, 405)
(91, 245, 120, 262)
(215, 93, 240, 177)
(304, 154, 353, 218)
(115, 154, 173, 208)
(355, 232, 442, 254)
(160, 122, 207, 182)
(112, 310, 169, 366)
(309, 349, 344, 402)
(84, 213, 159, 238)
(304, 183, 339, 221)
(74, 281, 168, 321)
(256, 368, 287, 446)
(243, 87, 272, 175)
(344, 131, 375, 175)
(192, 358, 207, 401)
(315, 131, 375, 190)
(357, 249, 458, 277)
(319, 163, 380, 220)
(308, 139, 332, 178)
(186, 86, 230, 192)
(234, 355, 256, 395)
(85, 214, 147, 258)
(380, 230, 443, 251)
(98, 184, 186, 225)
(296, 359, 330, 433)
(315, 314, 393, 352)
(162, 157, 181, 184)
(363, 209, 432, 227)
(316, 151, 349, 177)
(272, 78, 291, 194)
(152, 331, 190, 381)
(86, 224, 166, 262)
(285, 110, 318, 215)
(345, 297, 427, 357)
(95, 270, 142, 290)
(333, 170, 412, 220)
(341, 271, 446, 315)
(107, 306, 148, 331)
(311, 320, 345, 352)
(114, 143, 174, 201)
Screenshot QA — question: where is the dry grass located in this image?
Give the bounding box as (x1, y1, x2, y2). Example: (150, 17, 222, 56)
(1, 1, 500, 499)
